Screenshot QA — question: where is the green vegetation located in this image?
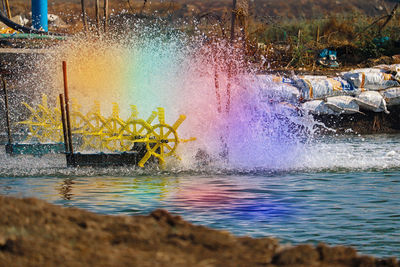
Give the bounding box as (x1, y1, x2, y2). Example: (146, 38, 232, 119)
(7, 0, 400, 69)
(246, 12, 400, 69)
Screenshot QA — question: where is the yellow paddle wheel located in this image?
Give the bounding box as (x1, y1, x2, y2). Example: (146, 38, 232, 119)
(17, 95, 196, 167)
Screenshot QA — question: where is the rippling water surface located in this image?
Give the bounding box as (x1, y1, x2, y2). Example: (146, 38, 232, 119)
(0, 134, 399, 258)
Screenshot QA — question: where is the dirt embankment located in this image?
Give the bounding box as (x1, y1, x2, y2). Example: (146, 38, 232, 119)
(0, 196, 398, 267)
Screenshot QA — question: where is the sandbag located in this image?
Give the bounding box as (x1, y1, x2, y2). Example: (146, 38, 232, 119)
(341, 67, 385, 75)
(278, 83, 300, 102)
(301, 96, 360, 115)
(294, 77, 359, 100)
(380, 87, 400, 106)
(374, 64, 400, 74)
(301, 100, 334, 115)
(342, 71, 400, 90)
(271, 75, 295, 85)
(355, 91, 389, 113)
(261, 83, 300, 103)
(259, 75, 300, 103)
(325, 96, 360, 114)
(376, 64, 400, 81)
(300, 75, 328, 80)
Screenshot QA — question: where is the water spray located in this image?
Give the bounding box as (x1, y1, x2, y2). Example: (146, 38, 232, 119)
(7, 20, 317, 170)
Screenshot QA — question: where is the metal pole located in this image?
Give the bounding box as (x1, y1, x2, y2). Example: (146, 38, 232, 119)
(4, 0, 11, 19)
(1, 0, 6, 16)
(95, 0, 100, 30)
(62, 61, 74, 156)
(214, 67, 222, 114)
(2, 77, 12, 144)
(59, 94, 69, 153)
(31, 0, 48, 32)
(227, 0, 236, 114)
(103, 0, 109, 33)
(230, 0, 237, 43)
(80, 0, 87, 32)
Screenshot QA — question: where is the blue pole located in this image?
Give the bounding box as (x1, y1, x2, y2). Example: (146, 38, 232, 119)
(32, 0, 48, 32)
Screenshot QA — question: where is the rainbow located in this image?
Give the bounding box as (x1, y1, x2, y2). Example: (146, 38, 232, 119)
(38, 29, 311, 168)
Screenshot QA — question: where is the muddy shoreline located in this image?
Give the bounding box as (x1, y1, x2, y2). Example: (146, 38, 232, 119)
(315, 106, 400, 134)
(0, 195, 398, 267)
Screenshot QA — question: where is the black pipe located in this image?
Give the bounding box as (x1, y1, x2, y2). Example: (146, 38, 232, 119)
(103, 0, 109, 33)
(80, 0, 87, 32)
(230, 0, 237, 43)
(62, 61, 74, 156)
(59, 94, 69, 154)
(1, 0, 6, 16)
(0, 9, 64, 36)
(2, 77, 12, 145)
(95, 0, 100, 30)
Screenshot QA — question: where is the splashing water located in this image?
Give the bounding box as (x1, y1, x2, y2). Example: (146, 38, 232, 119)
(2, 23, 399, 261)
(25, 23, 317, 171)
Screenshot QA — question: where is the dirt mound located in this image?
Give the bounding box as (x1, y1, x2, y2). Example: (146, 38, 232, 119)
(0, 196, 398, 266)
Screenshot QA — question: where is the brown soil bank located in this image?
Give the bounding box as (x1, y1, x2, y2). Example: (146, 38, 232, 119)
(0, 196, 398, 267)
(316, 106, 400, 134)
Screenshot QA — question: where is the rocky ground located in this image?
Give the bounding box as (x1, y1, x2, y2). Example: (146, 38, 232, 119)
(0, 195, 398, 267)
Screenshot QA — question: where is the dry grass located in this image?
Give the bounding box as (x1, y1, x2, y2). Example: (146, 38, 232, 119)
(5, 0, 400, 69)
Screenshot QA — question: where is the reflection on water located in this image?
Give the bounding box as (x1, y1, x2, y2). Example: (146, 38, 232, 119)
(0, 135, 400, 258)
(0, 172, 399, 258)
(1, 134, 400, 177)
(59, 178, 74, 200)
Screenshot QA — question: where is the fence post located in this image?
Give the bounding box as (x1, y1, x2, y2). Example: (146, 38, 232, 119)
(2, 77, 12, 145)
(62, 61, 75, 159)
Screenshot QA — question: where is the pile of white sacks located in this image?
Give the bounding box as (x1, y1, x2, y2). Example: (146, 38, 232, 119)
(269, 64, 400, 115)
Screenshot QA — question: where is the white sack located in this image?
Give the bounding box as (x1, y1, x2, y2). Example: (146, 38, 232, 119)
(295, 77, 359, 100)
(374, 64, 400, 73)
(342, 71, 400, 90)
(380, 87, 400, 106)
(325, 96, 360, 114)
(341, 68, 385, 75)
(301, 100, 334, 115)
(302, 96, 359, 115)
(356, 91, 389, 113)
(258, 75, 300, 102)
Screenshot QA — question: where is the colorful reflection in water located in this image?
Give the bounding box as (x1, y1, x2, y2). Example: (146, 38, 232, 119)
(1, 170, 399, 258)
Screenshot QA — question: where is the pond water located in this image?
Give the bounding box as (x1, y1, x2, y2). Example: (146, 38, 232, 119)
(0, 134, 399, 258)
